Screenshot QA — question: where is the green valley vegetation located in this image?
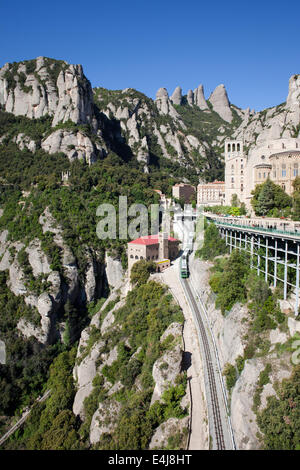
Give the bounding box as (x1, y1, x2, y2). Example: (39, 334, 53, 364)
(0, 108, 192, 440)
(2, 279, 187, 450)
(0, 270, 61, 418)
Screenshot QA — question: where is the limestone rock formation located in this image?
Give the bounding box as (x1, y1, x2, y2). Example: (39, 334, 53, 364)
(187, 89, 194, 106)
(0, 57, 96, 128)
(208, 84, 233, 122)
(155, 87, 185, 125)
(151, 323, 183, 405)
(105, 253, 124, 289)
(41, 129, 106, 164)
(170, 86, 182, 105)
(194, 84, 209, 110)
(73, 337, 104, 418)
(90, 399, 122, 444)
(149, 416, 189, 449)
(233, 74, 300, 149)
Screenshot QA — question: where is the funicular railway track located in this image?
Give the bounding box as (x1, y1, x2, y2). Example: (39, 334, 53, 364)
(182, 278, 226, 450)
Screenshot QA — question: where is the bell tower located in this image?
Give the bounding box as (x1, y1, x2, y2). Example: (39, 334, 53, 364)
(224, 139, 244, 205)
(159, 232, 169, 260)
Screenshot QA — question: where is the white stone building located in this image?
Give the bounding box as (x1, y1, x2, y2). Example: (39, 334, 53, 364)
(224, 137, 300, 209)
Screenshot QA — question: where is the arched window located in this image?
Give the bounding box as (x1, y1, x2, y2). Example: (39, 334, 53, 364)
(130, 255, 133, 258)
(135, 255, 138, 259)
(232, 143, 236, 152)
(237, 143, 240, 152)
(227, 143, 231, 152)
(282, 164, 286, 177)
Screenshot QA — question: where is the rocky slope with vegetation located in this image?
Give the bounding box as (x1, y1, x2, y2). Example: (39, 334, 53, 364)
(194, 224, 300, 449)
(1, 55, 300, 449)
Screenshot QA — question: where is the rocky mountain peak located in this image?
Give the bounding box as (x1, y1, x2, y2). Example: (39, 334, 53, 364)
(208, 84, 233, 123)
(187, 89, 194, 105)
(170, 86, 182, 105)
(194, 84, 209, 110)
(0, 57, 96, 129)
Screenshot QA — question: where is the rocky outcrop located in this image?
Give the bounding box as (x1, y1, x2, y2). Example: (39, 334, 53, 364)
(13, 133, 36, 152)
(155, 88, 185, 126)
(0, 57, 96, 128)
(41, 129, 106, 164)
(170, 86, 182, 105)
(26, 239, 51, 277)
(90, 399, 122, 445)
(230, 359, 265, 449)
(208, 84, 233, 122)
(234, 74, 300, 149)
(151, 322, 183, 405)
(187, 89, 194, 106)
(194, 84, 209, 110)
(149, 416, 189, 449)
(73, 336, 105, 418)
(105, 253, 124, 289)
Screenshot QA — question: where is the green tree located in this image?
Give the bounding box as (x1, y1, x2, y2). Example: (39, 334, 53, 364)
(231, 193, 240, 207)
(251, 178, 292, 216)
(257, 365, 300, 449)
(130, 259, 156, 286)
(215, 250, 250, 314)
(196, 222, 227, 260)
(292, 176, 300, 220)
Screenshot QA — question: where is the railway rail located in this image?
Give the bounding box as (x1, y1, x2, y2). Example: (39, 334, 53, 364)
(182, 279, 226, 449)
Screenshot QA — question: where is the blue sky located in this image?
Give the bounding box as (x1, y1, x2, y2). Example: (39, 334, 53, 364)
(1, 0, 300, 111)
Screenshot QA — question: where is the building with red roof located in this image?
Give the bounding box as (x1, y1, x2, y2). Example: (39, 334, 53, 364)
(128, 233, 179, 274)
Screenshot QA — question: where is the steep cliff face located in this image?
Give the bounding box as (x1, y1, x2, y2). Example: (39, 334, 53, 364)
(0, 206, 110, 346)
(71, 279, 189, 449)
(189, 256, 299, 450)
(0, 57, 96, 128)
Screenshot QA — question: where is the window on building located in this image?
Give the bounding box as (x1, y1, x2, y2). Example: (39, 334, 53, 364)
(232, 143, 236, 152)
(130, 255, 133, 258)
(282, 164, 286, 177)
(231, 177, 234, 183)
(237, 143, 240, 152)
(241, 170, 243, 175)
(263, 172, 266, 178)
(259, 173, 261, 179)
(227, 143, 231, 152)
(294, 163, 298, 177)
